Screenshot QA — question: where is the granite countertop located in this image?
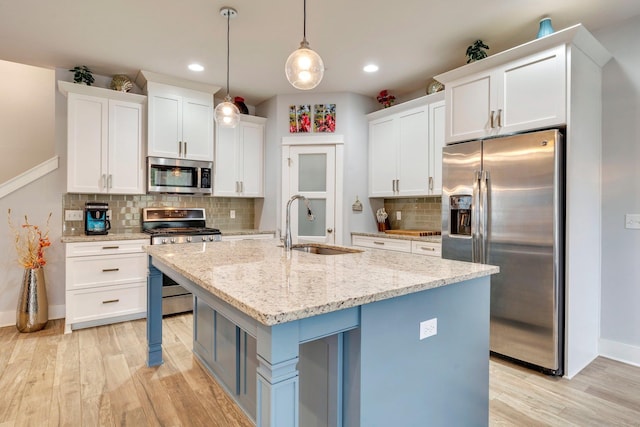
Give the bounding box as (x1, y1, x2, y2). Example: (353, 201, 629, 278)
(61, 229, 276, 243)
(351, 231, 442, 243)
(145, 238, 497, 326)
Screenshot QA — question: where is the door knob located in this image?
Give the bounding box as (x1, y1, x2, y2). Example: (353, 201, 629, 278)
(327, 228, 333, 233)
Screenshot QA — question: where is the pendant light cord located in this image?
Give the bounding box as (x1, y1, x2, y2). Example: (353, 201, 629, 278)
(303, 0, 307, 42)
(226, 10, 231, 97)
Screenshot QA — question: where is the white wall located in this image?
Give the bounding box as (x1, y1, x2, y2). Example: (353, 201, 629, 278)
(256, 92, 378, 244)
(595, 15, 640, 366)
(0, 68, 68, 326)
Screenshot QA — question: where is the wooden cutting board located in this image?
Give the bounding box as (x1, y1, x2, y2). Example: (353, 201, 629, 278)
(384, 229, 441, 236)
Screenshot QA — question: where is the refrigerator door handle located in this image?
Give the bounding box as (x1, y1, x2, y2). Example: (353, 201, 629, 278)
(472, 170, 482, 263)
(480, 170, 490, 264)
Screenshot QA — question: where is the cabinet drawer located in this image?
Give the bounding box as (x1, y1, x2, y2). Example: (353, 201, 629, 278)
(66, 239, 147, 257)
(411, 241, 442, 257)
(66, 253, 147, 290)
(66, 282, 146, 324)
(351, 235, 411, 253)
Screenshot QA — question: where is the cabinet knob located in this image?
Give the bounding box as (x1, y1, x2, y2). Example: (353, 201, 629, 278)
(327, 228, 333, 233)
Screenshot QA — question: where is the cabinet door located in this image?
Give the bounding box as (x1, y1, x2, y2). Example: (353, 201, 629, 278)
(148, 93, 181, 158)
(446, 73, 494, 143)
(212, 311, 239, 394)
(213, 125, 239, 196)
(499, 46, 566, 134)
(67, 93, 107, 193)
(428, 100, 445, 195)
(368, 117, 397, 197)
(108, 100, 144, 194)
(397, 107, 429, 196)
(238, 121, 264, 197)
(182, 98, 213, 161)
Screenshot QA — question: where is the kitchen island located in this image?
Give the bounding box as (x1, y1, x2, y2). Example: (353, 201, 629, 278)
(145, 238, 498, 427)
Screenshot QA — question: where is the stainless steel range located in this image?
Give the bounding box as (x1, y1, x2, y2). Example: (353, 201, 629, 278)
(142, 207, 221, 315)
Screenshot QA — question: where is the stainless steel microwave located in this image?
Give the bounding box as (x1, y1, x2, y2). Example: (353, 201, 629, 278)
(147, 157, 212, 195)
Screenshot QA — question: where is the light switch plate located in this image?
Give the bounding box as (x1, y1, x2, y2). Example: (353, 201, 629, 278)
(230, 210, 236, 219)
(420, 318, 437, 340)
(625, 214, 640, 229)
(64, 209, 83, 221)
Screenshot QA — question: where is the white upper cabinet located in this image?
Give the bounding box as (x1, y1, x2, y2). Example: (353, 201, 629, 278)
(214, 115, 266, 197)
(146, 81, 214, 161)
(444, 46, 566, 143)
(368, 92, 445, 197)
(135, 71, 220, 162)
(59, 81, 146, 194)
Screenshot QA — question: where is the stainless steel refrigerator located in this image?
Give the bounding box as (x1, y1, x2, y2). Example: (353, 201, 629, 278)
(441, 129, 564, 375)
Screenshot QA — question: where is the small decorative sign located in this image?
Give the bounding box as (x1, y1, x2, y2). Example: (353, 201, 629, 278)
(289, 104, 311, 133)
(313, 104, 336, 133)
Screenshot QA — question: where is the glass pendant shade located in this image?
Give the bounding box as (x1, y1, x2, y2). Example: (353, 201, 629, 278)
(215, 95, 240, 128)
(285, 40, 325, 90)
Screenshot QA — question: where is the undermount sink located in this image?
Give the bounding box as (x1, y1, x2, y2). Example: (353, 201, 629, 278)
(291, 243, 363, 255)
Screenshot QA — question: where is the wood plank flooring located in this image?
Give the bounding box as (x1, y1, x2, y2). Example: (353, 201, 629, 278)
(1, 315, 638, 426)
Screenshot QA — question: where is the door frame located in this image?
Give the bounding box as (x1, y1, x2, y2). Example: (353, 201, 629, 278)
(282, 134, 344, 245)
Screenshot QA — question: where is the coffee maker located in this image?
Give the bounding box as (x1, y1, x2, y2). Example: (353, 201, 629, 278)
(84, 202, 111, 235)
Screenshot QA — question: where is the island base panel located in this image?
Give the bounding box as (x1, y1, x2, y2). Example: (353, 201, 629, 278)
(350, 276, 491, 427)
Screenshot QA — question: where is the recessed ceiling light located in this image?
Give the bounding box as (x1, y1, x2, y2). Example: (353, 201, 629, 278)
(188, 63, 204, 72)
(363, 64, 379, 73)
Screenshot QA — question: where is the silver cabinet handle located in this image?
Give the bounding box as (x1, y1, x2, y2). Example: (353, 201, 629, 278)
(102, 268, 120, 272)
(184, 141, 187, 157)
(101, 174, 107, 190)
(240, 181, 244, 193)
(178, 141, 182, 157)
(235, 181, 239, 193)
(396, 179, 399, 193)
(419, 246, 436, 251)
(102, 299, 119, 304)
(102, 246, 119, 250)
(429, 177, 434, 191)
(490, 110, 495, 128)
(497, 109, 502, 127)
(108, 174, 113, 190)
(373, 241, 385, 245)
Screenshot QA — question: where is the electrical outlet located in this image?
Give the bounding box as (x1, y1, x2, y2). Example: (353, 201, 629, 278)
(625, 214, 640, 229)
(419, 318, 437, 340)
(230, 210, 236, 219)
(64, 209, 83, 221)
(396, 211, 401, 221)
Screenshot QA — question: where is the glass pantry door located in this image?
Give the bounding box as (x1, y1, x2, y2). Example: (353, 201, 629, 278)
(286, 144, 336, 245)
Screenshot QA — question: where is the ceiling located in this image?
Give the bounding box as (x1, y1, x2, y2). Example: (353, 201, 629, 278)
(1, 0, 639, 106)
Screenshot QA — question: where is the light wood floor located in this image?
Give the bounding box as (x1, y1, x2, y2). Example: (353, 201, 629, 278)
(1, 315, 639, 426)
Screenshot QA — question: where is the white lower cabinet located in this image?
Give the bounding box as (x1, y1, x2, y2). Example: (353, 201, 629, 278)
(352, 234, 441, 257)
(220, 233, 275, 241)
(411, 240, 442, 257)
(351, 235, 411, 253)
(64, 239, 147, 333)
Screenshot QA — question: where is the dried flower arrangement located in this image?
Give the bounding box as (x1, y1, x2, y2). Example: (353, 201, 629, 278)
(7, 209, 52, 269)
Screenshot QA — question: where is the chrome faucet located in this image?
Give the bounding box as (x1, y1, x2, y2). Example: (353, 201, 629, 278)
(284, 194, 315, 251)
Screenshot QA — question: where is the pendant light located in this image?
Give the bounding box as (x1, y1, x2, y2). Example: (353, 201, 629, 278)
(214, 7, 240, 128)
(285, 0, 324, 90)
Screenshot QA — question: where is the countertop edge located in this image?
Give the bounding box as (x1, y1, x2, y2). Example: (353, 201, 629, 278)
(351, 231, 441, 243)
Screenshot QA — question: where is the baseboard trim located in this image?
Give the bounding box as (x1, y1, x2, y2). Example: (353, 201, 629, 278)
(0, 304, 65, 328)
(599, 338, 640, 367)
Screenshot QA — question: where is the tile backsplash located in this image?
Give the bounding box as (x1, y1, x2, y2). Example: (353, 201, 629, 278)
(62, 194, 255, 235)
(384, 196, 442, 231)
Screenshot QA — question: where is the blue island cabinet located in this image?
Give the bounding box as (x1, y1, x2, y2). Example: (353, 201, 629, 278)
(147, 255, 492, 427)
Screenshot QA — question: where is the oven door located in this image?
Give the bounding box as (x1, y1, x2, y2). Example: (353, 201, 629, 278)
(147, 156, 212, 195)
(162, 274, 193, 316)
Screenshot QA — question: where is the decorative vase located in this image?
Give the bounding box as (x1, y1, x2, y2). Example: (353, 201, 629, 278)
(16, 267, 48, 333)
(537, 18, 554, 39)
